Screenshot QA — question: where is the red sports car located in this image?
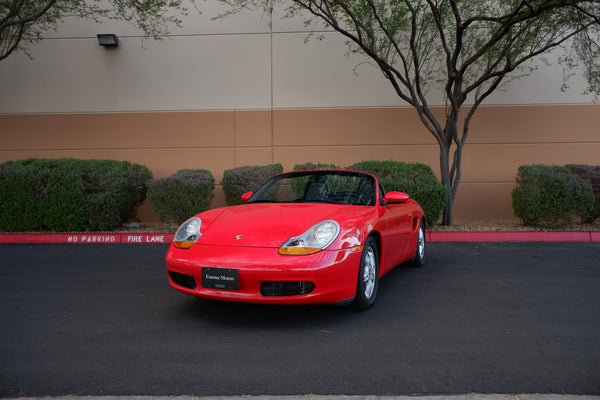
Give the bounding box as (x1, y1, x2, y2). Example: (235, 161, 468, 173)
(165, 169, 426, 309)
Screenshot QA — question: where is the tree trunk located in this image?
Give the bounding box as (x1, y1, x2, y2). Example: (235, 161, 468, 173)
(439, 142, 454, 226)
(439, 109, 463, 227)
(442, 191, 454, 226)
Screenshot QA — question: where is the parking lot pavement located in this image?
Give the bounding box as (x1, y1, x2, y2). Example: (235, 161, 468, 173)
(1, 243, 598, 397)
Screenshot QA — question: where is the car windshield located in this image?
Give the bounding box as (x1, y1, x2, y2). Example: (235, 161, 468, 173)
(247, 170, 377, 206)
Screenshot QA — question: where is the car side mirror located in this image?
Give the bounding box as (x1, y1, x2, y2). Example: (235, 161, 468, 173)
(241, 192, 253, 202)
(383, 191, 409, 203)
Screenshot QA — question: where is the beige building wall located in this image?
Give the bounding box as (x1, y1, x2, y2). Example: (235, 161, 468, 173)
(2, 105, 599, 222)
(1, 1, 598, 223)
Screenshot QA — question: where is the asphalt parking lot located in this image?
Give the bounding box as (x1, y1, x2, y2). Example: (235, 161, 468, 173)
(0, 242, 599, 397)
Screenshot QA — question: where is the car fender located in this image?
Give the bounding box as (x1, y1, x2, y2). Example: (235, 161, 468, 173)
(333, 208, 380, 250)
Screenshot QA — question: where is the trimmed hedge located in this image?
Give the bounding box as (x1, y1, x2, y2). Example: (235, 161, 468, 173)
(566, 164, 600, 223)
(0, 158, 151, 232)
(147, 169, 215, 224)
(221, 164, 283, 206)
(512, 164, 595, 228)
(293, 162, 340, 170)
(346, 160, 448, 224)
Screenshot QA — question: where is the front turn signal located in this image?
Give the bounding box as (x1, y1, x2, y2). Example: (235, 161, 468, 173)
(278, 247, 322, 255)
(173, 240, 196, 249)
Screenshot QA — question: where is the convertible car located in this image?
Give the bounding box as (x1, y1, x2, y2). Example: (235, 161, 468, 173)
(165, 169, 425, 309)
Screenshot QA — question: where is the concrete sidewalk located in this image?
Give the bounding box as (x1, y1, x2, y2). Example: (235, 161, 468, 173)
(4, 395, 600, 400)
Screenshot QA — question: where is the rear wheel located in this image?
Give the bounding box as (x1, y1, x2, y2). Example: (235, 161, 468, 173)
(351, 236, 379, 310)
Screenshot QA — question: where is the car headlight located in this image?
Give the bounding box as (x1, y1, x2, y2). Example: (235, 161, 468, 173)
(278, 220, 340, 255)
(173, 217, 202, 249)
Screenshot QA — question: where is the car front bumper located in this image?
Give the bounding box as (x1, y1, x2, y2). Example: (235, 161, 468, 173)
(165, 243, 362, 305)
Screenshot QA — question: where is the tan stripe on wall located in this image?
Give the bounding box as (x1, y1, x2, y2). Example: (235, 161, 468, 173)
(2, 104, 598, 222)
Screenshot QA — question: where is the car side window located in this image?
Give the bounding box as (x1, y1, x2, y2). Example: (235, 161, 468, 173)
(379, 183, 386, 205)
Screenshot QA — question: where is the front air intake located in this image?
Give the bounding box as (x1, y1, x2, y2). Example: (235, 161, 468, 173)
(168, 271, 197, 289)
(260, 281, 315, 297)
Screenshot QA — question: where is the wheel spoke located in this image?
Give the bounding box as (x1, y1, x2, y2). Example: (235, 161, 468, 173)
(418, 226, 425, 259)
(352, 238, 379, 309)
(363, 248, 375, 298)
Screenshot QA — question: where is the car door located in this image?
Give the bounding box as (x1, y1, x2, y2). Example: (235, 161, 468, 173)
(377, 187, 413, 273)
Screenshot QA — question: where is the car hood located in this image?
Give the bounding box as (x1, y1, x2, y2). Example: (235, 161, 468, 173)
(199, 203, 362, 248)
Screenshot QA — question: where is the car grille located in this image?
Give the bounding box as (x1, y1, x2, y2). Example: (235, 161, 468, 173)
(260, 281, 315, 297)
(168, 271, 197, 289)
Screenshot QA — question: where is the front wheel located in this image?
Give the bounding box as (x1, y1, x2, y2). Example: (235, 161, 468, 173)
(407, 220, 426, 268)
(351, 236, 379, 310)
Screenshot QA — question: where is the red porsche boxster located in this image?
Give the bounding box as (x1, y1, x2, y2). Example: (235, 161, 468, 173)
(165, 169, 425, 309)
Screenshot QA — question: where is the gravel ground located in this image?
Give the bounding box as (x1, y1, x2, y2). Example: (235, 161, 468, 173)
(428, 219, 600, 232)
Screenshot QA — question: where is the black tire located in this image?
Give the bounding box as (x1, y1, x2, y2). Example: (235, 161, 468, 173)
(407, 220, 426, 268)
(351, 236, 379, 310)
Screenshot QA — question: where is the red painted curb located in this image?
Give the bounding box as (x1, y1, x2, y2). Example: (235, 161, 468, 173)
(0, 233, 175, 244)
(0, 231, 597, 244)
(427, 231, 596, 242)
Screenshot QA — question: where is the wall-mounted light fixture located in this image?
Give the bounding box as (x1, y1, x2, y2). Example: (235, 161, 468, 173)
(97, 34, 119, 47)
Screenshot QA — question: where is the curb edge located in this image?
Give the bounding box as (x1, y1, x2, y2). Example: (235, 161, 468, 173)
(0, 231, 597, 244)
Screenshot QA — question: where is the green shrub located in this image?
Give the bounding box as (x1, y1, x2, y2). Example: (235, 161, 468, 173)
(147, 169, 214, 224)
(346, 160, 448, 224)
(0, 158, 152, 232)
(512, 165, 594, 228)
(566, 164, 600, 223)
(221, 164, 283, 206)
(293, 162, 340, 170)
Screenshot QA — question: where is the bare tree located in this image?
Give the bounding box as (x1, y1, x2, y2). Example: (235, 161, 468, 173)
(1, 0, 191, 61)
(218, 0, 600, 225)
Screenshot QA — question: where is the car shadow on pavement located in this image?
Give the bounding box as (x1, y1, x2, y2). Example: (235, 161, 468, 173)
(176, 297, 357, 328)
(169, 262, 426, 330)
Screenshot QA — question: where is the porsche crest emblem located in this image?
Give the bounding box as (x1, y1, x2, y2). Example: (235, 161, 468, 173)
(234, 235, 243, 240)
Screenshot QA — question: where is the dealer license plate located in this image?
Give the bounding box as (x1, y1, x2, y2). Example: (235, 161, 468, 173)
(201, 267, 239, 290)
